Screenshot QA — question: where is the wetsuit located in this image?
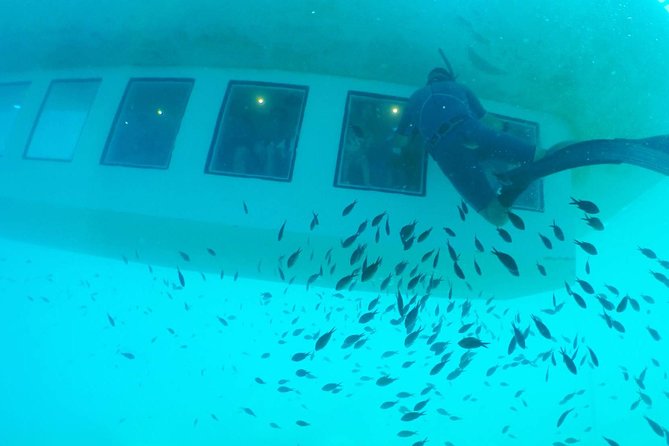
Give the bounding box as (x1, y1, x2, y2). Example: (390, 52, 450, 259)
(396, 80, 536, 211)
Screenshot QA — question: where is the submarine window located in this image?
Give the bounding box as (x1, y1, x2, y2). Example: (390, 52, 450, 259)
(335, 91, 427, 196)
(205, 81, 308, 181)
(101, 78, 194, 169)
(24, 79, 100, 162)
(485, 113, 544, 212)
(0, 82, 31, 157)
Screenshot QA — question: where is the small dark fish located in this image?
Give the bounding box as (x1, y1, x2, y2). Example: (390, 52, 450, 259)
(497, 227, 512, 243)
(404, 327, 423, 348)
(380, 273, 392, 291)
(602, 437, 621, 446)
(400, 220, 417, 241)
(474, 236, 484, 252)
(417, 227, 432, 243)
(647, 326, 661, 341)
(512, 323, 526, 349)
(560, 348, 578, 375)
(341, 233, 359, 248)
(315, 328, 336, 351)
(605, 284, 619, 296)
(401, 411, 426, 422)
(395, 261, 408, 275)
(177, 268, 185, 287)
(310, 212, 319, 230)
(453, 262, 465, 280)
(643, 416, 665, 437)
(206, 248, 216, 256)
(570, 197, 599, 214)
(278, 220, 287, 241)
(531, 315, 551, 339)
(583, 215, 604, 231)
(444, 227, 456, 237)
(356, 219, 368, 235)
(461, 199, 469, 214)
(539, 233, 553, 250)
(491, 248, 519, 276)
(361, 257, 382, 282)
(474, 259, 481, 275)
(120, 352, 135, 360)
(457, 205, 466, 221)
(216, 316, 228, 326)
(507, 211, 525, 230)
(576, 278, 594, 294)
(242, 407, 256, 417)
(376, 375, 397, 386)
(588, 346, 599, 367)
(107, 313, 115, 327)
(447, 241, 459, 262)
(242, 201, 249, 214)
(458, 337, 489, 349)
(397, 430, 418, 438)
(287, 248, 302, 268)
(335, 271, 358, 291)
(537, 263, 547, 276)
(571, 292, 587, 309)
(380, 400, 399, 409)
(296, 420, 310, 427)
(650, 270, 669, 288)
(342, 200, 357, 216)
(550, 220, 565, 241)
(575, 240, 598, 255)
(291, 352, 313, 362)
(372, 211, 387, 226)
(557, 407, 574, 427)
(359, 311, 378, 324)
(178, 251, 190, 262)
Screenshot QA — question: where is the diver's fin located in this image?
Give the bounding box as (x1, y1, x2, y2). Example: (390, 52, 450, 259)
(498, 135, 669, 207)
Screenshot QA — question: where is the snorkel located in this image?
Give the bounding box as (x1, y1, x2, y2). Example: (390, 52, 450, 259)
(438, 48, 457, 81)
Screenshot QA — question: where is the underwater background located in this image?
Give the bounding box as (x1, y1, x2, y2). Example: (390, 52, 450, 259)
(1, 1, 669, 446)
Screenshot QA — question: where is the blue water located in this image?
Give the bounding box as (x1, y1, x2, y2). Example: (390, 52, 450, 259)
(2, 2, 669, 446)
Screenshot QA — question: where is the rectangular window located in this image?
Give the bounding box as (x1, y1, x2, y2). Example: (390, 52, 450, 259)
(486, 114, 544, 212)
(206, 81, 308, 181)
(0, 82, 30, 157)
(101, 78, 194, 169)
(25, 79, 100, 161)
(335, 92, 427, 196)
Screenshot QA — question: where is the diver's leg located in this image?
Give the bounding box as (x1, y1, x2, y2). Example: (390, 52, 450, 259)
(431, 141, 508, 225)
(466, 122, 536, 165)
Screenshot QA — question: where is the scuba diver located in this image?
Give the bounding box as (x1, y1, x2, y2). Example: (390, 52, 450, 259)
(391, 51, 669, 225)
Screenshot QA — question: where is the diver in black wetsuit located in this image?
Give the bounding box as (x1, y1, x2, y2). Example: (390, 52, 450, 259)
(392, 66, 538, 225)
(391, 64, 669, 225)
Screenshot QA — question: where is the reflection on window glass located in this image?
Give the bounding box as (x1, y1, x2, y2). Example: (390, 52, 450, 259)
(25, 79, 100, 161)
(206, 81, 307, 181)
(102, 78, 194, 169)
(0, 82, 30, 157)
(483, 114, 544, 212)
(336, 92, 426, 195)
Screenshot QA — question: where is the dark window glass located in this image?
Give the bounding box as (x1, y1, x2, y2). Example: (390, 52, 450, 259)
(25, 79, 100, 161)
(484, 114, 544, 212)
(101, 78, 194, 169)
(206, 81, 307, 181)
(335, 92, 426, 195)
(0, 82, 30, 157)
